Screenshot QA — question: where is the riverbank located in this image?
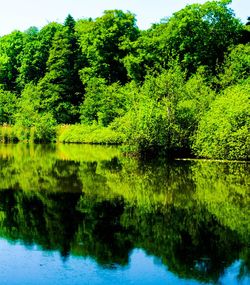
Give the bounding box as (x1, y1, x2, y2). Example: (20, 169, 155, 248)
(0, 124, 124, 144)
(0, 124, 249, 161)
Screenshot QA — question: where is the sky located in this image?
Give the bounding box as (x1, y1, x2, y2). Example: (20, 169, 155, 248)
(0, 0, 249, 36)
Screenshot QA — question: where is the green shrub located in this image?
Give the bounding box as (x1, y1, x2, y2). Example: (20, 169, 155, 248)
(31, 113, 56, 142)
(193, 83, 250, 160)
(14, 84, 57, 142)
(80, 79, 135, 127)
(0, 90, 17, 124)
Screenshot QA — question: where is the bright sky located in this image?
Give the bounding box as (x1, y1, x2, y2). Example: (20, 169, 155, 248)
(0, 0, 249, 36)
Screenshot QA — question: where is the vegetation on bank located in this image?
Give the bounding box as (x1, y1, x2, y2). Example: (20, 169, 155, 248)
(58, 124, 125, 144)
(0, 0, 249, 160)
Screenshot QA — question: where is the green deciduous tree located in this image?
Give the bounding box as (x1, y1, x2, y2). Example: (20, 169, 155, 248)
(76, 10, 139, 84)
(125, 0, 243, 80)
(163, 0, 243, 73)
(123, 22, 169, 82)
(218, 43, 250, 88)
(17, 23, 62, 90)
(80, 78, 134, 126)
(0, 31, 24, 91)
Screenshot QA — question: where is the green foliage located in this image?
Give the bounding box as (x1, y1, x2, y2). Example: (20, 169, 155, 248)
(80, 78, 134, 126)
(0, 31, 24, 90)
(0, 89, 17, 124)
(0, 4, 248, 159)
(125, 0, 243, 79)
(162, 0, 242, 73)
(113, 66, 215, 153)
(76, 10, 139, 84)
(14, 84, 56, 142)
(15, 84, 41, 127)
(58, 124, 125, 144)
(123, 22, 170, 82)
(38, 24, 83, 124)
(219, 43, 250, 88)
(0, 143, 249, 280)
(16, 23, 62, 90)
(175, 68, 215, 145)
(193, 83, 250, 160)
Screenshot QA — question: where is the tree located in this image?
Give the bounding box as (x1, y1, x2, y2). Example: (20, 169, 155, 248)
(246, 17, 250, 26)
(15, 84, 56, 141)
(38, 20, 83, 124)
(241, 18, 250, 44)
(80, 78, 132, 126)
(17, 23, 61, 90)
(0, 31, 24, 91)
(165, 0, 243, 73)
(219, 43, 250, 88)
(125, 0, 243, 78)
(76, 10, 139, 85)
(123, 21, 169, 82)
(175, 68, 215, 148)
(64, 14, 84, 105)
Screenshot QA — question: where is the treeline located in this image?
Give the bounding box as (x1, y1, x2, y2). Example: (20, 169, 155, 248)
(0, 0, 249, 160)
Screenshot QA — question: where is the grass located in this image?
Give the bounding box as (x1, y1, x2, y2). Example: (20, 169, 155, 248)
(0, 124, 18, 143)
(0, 123, 126, 145)
(57, 124, 126, 144)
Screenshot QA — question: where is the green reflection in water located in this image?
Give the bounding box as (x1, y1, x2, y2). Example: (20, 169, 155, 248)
(0, 143, 249, 283)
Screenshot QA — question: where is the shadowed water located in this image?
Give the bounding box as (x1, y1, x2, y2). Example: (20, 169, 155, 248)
(0, 143, 249, 285)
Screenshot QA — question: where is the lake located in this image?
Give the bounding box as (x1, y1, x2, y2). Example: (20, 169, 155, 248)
(0, 143, 249, 285)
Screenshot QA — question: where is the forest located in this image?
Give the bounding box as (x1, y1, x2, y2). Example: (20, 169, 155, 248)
(0, 0, 249, 160)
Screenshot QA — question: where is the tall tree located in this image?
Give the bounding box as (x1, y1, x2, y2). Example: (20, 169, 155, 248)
(64, 14, 84, 104)
(38, 17, 83, 124)
(17, 23, 62, 90)
(160, 0, 243, 73)
(0, 31, 24, 91)
(125, 0, 243, 79)
(76, 10, 139, 85)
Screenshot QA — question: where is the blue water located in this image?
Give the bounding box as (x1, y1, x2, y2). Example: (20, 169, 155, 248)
(0, 239, 249, 285)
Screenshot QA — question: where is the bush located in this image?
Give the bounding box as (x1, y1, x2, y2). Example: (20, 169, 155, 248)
(32, 113, 56, 142)
(193, 83, 250, 160)
(112, 66, 215, 154)
(0, 89, 17, 124)
(80, 79, 134, 126)
(14, 84, 57, 142)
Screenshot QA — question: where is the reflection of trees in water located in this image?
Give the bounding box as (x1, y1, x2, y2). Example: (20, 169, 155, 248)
(123, 205, 244, 283)
(0, 188, 248, 283)
(0, 190, 82, 257)
(0, 143, 249, 282)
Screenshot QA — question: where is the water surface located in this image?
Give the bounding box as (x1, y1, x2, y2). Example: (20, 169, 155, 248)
(0, 143, 249, 284)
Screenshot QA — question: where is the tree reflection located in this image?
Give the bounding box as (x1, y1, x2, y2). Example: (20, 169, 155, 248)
(0, 143, 249, 283)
